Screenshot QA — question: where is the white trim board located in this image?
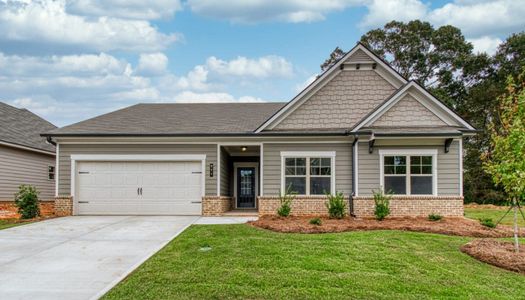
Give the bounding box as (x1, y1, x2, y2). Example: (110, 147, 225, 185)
(0, 140, 55, 156)
(255, 43, 408, 133)
(378, 149, 438, 196)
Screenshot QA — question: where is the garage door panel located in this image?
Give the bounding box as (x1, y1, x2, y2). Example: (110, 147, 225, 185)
(77, 160, 203, 215)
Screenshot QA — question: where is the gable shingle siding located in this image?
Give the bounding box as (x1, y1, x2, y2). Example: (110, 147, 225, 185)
(370, 94, 448, 127)
(273, 70, 396, 130)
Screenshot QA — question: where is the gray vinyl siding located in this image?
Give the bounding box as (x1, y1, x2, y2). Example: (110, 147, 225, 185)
(58, 144, 217, 196)
(220, 147, 230, 196)
(263, 143, 352, 196)
(357, 140, 460, 196)
(0, 145, 55, 200)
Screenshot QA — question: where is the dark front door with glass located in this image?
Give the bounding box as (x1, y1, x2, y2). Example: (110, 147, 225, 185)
(237, 167, 256, 208)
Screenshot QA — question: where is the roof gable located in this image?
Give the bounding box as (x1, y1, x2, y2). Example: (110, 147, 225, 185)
(255, 43, 407, 133)
(353, 82, 475, 131)
(369, 93, 448, 127)
(0, 102, 56, 153)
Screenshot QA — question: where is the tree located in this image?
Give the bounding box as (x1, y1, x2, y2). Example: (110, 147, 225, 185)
(320, 47, 345, 72)
(359, 20, 474, 104)
(482, 70, 525, 252)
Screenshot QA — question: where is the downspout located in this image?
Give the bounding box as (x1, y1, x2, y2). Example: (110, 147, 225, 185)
(350, 133, 358, 217)
(46, 136, 56, 146)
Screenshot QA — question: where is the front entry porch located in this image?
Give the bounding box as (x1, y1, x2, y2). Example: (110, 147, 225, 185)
(202, 144, 261, 216)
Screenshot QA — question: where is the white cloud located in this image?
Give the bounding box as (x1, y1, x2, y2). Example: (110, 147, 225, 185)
(187, 0, 364, 23)
(0, 0, 179, 53)
(172, 91, 265, 103)
(67, 0, 182, 20)
(361, 0, 427, 28)
(295, 74, 318, 92)
(136, 53, 168, 76)
(206, 55, 293, 78)
(468, 36, 503, 55)
(361, 0, 525, 41)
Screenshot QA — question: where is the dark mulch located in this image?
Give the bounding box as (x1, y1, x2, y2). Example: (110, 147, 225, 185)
(461, 239, 525, 275)
(250, 216, 525, 238)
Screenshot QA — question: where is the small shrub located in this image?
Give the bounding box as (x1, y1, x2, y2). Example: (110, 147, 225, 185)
(325, 191, 347, 219)
(479, 218, 496, 228)
(373, 188, 391, 221)
(309, 217, 322, 226)
(14, 185, 40, 219)
(428, 213, 443, 221)
(277, 186, 296, 217)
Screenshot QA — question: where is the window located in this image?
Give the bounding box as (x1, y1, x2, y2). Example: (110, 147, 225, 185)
(283, 153, 334, 195)
(380, 150, 436, 196)
(48, 166, 55, 180)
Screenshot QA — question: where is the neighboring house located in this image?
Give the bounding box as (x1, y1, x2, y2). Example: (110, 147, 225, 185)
(43, 43, 475, 217)
(0, 102, 56, 207)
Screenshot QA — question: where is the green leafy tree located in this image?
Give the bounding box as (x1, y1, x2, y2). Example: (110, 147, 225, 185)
(320, 47, 345, 72)
(482, 70, 525, 252)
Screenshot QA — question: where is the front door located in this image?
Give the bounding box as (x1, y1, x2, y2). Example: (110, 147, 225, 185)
(237, 167, 256, 208)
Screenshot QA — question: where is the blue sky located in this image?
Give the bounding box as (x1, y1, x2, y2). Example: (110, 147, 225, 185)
(0, 0, 523, 127)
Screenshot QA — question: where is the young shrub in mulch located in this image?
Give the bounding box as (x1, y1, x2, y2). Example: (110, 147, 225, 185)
(461, 239, 525, 275)
(373, 189, 391, 221)
(277, 186, 296, 217)
(428, 213, 443, 221)
(14, 185, 40, 219)
(325, 191, 347, 219)
(309, 217, 322, 226)
(479, 218, 496, 228)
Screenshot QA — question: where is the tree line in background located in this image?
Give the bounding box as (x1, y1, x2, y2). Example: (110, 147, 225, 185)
(321, 20, 525, 204)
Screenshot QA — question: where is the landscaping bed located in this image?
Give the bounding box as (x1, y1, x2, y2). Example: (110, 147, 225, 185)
(250, 216, 524, 237)
(461, 239, 525, 275)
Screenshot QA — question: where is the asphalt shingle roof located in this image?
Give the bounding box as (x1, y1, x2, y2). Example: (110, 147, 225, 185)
(0, 102, 56, 152)
(45, 103, 286, 136)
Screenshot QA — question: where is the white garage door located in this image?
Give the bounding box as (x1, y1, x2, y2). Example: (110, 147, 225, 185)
(76, 161, 202, 215)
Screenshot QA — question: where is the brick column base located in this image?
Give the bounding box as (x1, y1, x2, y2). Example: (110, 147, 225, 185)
(353, 196, 464, 217)
(54, 196, 73, 216)
(202, 196, 232, 216)
(257, 196, 350, 217)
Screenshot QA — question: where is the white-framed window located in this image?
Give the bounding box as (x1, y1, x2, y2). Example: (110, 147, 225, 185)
(281, 151, 336, 195)
(379, 149, 437, 196)
(48, 165, 55, 180)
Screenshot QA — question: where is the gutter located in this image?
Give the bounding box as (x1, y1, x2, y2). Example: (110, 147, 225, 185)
(40, 131, 368, 138)
(46, 136, 56, 146)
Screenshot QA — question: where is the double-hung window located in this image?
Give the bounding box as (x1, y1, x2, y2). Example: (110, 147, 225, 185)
(282, 152, 335, 195)
(380, 150, 437, 196)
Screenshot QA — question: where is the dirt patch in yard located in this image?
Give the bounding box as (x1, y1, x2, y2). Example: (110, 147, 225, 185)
(461, 239, 525, 275)
(250, 216, 525, 238)
(464, 203, 509, 210)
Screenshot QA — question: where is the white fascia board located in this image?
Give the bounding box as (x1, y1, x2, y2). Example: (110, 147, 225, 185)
(280, 151, 336, 157)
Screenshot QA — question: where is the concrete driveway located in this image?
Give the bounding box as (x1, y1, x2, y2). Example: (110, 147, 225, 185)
(0, 216, 199, 300)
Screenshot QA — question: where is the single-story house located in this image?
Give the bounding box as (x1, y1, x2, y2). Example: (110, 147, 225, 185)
(42, 43, 475, 217)
(0, 102, 56, 216)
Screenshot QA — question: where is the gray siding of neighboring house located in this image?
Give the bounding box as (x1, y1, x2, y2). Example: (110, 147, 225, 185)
(0, 145, 55, 200)
(357, 140, 460, 196)
(220, 147, 230, 196)
(263, 143, 352, 196)
(58, 144, 217, 196)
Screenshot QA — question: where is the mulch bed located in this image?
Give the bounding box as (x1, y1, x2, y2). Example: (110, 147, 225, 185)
(461, 239, 525, 275)
(250, 216, 525, 238)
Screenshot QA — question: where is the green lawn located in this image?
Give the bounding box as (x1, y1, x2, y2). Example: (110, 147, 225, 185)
(104, 224, 525, 300)
(0, 219, 30, 230)
(465, 207, 525, 227)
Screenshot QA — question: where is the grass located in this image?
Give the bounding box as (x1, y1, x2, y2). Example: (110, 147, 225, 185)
(104, 224, 525, 299)
(0, 219, 32, 230)
(465, 207, 525, 227)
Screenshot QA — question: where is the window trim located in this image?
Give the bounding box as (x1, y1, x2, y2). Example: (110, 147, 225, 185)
(280, 151, 336, 195)
(379, 149, 437, 196)
(48, 165, 55, 181)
